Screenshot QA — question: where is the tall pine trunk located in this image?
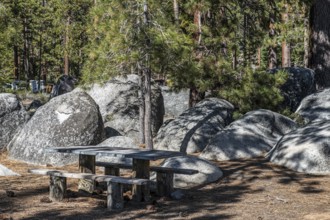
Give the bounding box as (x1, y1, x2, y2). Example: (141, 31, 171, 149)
(143, 1, 153, 150)
(268, 12, 277, 69)
(139, 72, 145, 146)
(14, 46, 19, 80)
(189, 4, 205, 107)
(23, 18, 30, 86)
(173, 0, 179, 24)
(281, 4, 291, 67)
(64, 16, 70, 75)
(309, 0, 330, 89)
(303, 5, 310, 68)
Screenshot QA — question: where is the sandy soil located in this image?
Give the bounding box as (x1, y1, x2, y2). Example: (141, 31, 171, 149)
(0, 152, 330, 220)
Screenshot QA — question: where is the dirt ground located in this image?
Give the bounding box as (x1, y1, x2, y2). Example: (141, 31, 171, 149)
(0, 152, 330, 220)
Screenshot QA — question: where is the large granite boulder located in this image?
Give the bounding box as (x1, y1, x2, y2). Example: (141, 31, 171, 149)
(0, 164, 20, 176)
(157, 156, 223, 188)
(0, 93, 30, 149)
(200, 109, 298, 161)
(86, 74, 164, 143)
(268, 120, 330, 174)
(296, 88, 330, 123)
(154, 98, 234, 153)
(7, 90, 104, 166)
(96, 136, 138, 164)
(161, 86, 189, 119)
(269, 67, 316, 111)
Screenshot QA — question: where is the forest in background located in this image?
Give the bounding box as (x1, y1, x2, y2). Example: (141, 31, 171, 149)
(0, 0, 329, 117)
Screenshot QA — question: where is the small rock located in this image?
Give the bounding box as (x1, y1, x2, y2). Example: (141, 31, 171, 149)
(40, 196, 52, 203)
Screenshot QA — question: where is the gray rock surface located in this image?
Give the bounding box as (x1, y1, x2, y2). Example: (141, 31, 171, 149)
(296, 88, 330, 123)
(0, 164, 20, 176)
(0, 93, 30, 149)
(96, 136, 138, 164)
(86, 74, 164, 143)
(200, 109, 298, 161)
(268, 120, 330, 174)
(158, 156, 223, 188)
(269, 67, 316, 111)
(7, 90, 104, 166)
(154, 98, 234, 153)
(161, 86, 189, 119)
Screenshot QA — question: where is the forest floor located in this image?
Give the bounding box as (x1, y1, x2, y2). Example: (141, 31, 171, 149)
(0, 151, 330, 220)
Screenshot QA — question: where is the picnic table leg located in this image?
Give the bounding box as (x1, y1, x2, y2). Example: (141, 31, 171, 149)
(78, 154, 95, 193)
(156, 172, 174, 197)
(132, 159, 150, 202)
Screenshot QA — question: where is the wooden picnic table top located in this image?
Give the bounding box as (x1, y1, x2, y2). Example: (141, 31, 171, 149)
(46, 146, 186, 161)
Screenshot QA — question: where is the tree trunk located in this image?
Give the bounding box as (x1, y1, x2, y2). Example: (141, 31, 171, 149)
(309, 0, 330, 89)
(173, 0, 179, 24)
(268, 12, 277, 69)
(23, 18, 30, 87)
(189, 87, 205, 108)
(194, 7, 202, 45)
(144, 68, 153, 150)
(64, 16, 70, 75)
(14, 46, 19, 80)
(139, 73, 145, 146)
(143, 1, 153, 150)
(303, 6, 310, 68)
(281, 5, 291, 67)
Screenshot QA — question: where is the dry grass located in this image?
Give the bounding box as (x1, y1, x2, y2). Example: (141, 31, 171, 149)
(1, 152, 330, 220)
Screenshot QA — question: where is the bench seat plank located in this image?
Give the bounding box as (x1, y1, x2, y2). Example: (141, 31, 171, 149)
(95, 162, 198, 175)
(28, 168, 150, 210)
(95, 161, 198, 197)
(28, 169, 149, 185)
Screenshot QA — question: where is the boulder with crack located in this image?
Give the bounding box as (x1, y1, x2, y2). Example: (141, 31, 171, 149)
(200, 109, 298, 161)
(7, 90, 104, 166)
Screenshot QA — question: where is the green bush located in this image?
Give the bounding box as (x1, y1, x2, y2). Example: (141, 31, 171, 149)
(219, 68, 289, 119)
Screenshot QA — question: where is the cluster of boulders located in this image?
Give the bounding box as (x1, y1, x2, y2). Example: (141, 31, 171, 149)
(2, 67, 330, 187)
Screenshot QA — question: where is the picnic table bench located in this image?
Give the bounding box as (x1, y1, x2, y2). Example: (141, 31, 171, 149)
(28, 168, 149, 210)
(95, 161, 198, 196)
(44, 146, 189, 203)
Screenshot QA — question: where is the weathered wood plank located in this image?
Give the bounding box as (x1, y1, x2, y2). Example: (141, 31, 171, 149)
(78, 155, 95, 193)
(95, 161, 198, 175)
(104, 167, 120, 176)
(107, 182, 124, 210)
(46, 146, 186, 160)
(49, 175, 67, 201)
(28, 169, 149, 185)
(156, 172, 173, 197)
(132, 159, 150, 202)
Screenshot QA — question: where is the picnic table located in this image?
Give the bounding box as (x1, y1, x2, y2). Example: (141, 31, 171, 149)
(45, 146, 186, 201)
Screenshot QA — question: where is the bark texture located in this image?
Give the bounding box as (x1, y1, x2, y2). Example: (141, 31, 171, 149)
(310, 0, 330, 89)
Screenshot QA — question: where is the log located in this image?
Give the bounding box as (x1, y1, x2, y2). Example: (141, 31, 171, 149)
(107, 182, 124, 210)
(156, 172, 173, 197)
(78, 155, 95, 193)
(49, 176, 67, 201)
(132, 159, 150, 202)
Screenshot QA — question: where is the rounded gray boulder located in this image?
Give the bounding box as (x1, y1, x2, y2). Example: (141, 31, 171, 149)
(200, 109, 298, 161)
(296, 88, 330, 123)
(0, 93, 30, 149)
(7, 90, 104, 166)
(86, 74, 164, 143)
(154, 98, 234, 153)
(159, 156, 223, 188)
(269, 67, 316, 111)
(268, 120, 330, 174)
